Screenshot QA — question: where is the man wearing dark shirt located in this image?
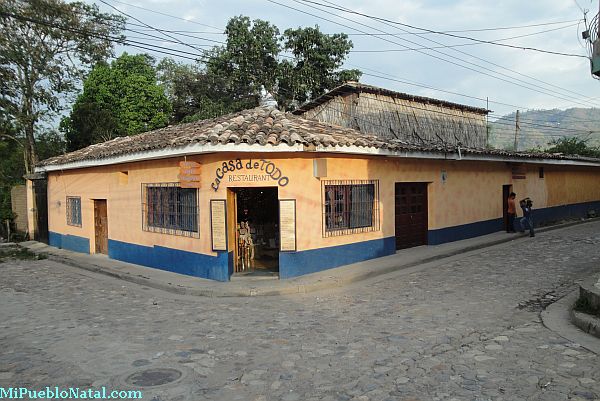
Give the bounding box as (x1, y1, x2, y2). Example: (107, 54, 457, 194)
(519, 198, 535, 237)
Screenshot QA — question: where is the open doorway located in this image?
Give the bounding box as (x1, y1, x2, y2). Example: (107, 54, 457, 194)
(502, 184, 513, 232)
(230, 187, 279, 277)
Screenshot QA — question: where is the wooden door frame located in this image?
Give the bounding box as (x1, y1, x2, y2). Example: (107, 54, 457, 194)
(93, 199, 108, 255)
(226, 189, 238, 272)
(502, 184, 512, 232)
(394, 182, 429, 250)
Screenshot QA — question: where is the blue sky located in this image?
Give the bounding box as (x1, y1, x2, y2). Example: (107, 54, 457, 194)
(88, 0, 600, 119)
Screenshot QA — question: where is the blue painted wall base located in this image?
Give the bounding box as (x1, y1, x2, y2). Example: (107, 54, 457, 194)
(279, 236, 396, 279)
(108, 239, 230, 282)
(46, 200, 599, 281)
(428, 200, 600, 245)
(49, 231, 90, 254)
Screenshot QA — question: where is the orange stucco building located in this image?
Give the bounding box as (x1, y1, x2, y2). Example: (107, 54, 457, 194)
(31, 106, 600, 281)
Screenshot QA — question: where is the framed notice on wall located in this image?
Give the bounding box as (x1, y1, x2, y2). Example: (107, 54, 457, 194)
(279, 199, 297, 252)
(210, 200, 227, 251)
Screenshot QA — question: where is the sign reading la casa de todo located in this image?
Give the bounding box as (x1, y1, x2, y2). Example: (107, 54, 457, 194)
(211, 158, 290, 191)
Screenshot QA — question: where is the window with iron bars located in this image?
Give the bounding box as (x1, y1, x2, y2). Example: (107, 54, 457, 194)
(322, 180, 380, 237)
(142, 183, 199, 237)
(66, 196, 82, 227)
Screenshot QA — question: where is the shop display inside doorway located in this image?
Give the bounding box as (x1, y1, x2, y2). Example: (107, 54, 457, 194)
(234, 187, 279, 276)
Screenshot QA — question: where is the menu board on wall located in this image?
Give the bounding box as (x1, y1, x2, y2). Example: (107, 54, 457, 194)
(279, 199, 296, 252)
(210, 200, 227, 251)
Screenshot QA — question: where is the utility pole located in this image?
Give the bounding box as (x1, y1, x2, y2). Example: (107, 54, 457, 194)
(485, 97, 489, 148)
(513, 110, 520, 151)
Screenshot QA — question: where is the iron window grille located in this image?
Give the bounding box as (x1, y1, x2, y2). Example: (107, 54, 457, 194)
(322, 180, 380, 237)
(142, 183, 199, 238)
(66, 196, 82, 227)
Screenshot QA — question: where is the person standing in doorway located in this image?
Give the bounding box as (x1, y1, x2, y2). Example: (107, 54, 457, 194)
(507, 192, 517, 233)
(519, 198, 535, 237)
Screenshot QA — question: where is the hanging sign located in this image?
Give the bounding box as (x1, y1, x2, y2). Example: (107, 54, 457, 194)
(211, 158, 290, 191)
(179, 161, 202, 188)
(279, 199, 297, 252)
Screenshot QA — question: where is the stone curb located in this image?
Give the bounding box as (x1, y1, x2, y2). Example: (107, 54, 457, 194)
(541, 289, 600, 355)
(571, 309, 600, 339)
(21, 217, 600, 298)
(579, 278, 600, 311)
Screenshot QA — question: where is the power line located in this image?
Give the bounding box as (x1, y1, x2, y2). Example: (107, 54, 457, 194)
(324, 0, 599, 107)
(0, 11, 204, 61)
(285, 80, 600, 135)
(120, 5, 600, 128)
(100, 0, 222, 31)
(91, 0, 600, 125)
(97, 0, 211, 57)
(349, 23, 581, 53)
(124, 18, 581, 36)
(343, 19, 582, 35)
(269, 0, 598, 109)
(284, 87, 593, 147)
(16, 1, 599, 132)
(294, 0, 600, 108)
(297, 0, 588, 58)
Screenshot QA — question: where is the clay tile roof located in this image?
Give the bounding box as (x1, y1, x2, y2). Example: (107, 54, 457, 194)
(38, 106, 600, 168)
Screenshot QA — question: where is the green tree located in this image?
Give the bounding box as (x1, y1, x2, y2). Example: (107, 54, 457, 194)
(546, 137, 600, 158)
(62, 53, 171, 151)
(158, 58, 258, 124)
(278, 26, 361, 109)
(206, 16, 281, 109)
(0, 0, 125, 172)
(161, 16, 361, 123)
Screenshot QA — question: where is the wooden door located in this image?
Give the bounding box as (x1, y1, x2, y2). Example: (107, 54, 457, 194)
(32, 179, 48, 243)
(226, 190, 239, 272)
(395, 183, 428, 250)
(94, 200, 108, 254)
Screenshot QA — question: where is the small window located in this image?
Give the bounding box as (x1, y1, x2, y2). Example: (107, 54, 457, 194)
(539, 167, 544, 178)
(142, 183, 199, 237)
(323, 180, 380, 237)
(66, 197, 82, 227)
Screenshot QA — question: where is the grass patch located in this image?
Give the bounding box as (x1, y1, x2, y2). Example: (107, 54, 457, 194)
(0, 247, 46, 263)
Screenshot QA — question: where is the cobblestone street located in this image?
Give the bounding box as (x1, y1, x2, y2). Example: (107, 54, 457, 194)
(1, 222, 600, 401)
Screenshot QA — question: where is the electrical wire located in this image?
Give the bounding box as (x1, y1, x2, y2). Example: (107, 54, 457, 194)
(349, 23, 581, 53)
(343, 19, 582, 35)
(292, 0, 600, 108)
(0, 11, 205, 61)
(8, 2, 598, 133)
(297, 0, 589, 58)
(100, 0, 222, 31)
(85, 0, 600, 123)
(268, 0, 598, 109)
(97, 0, 211, 57)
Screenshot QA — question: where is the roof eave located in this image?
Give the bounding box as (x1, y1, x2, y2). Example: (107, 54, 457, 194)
(34, 142, 600, 173)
